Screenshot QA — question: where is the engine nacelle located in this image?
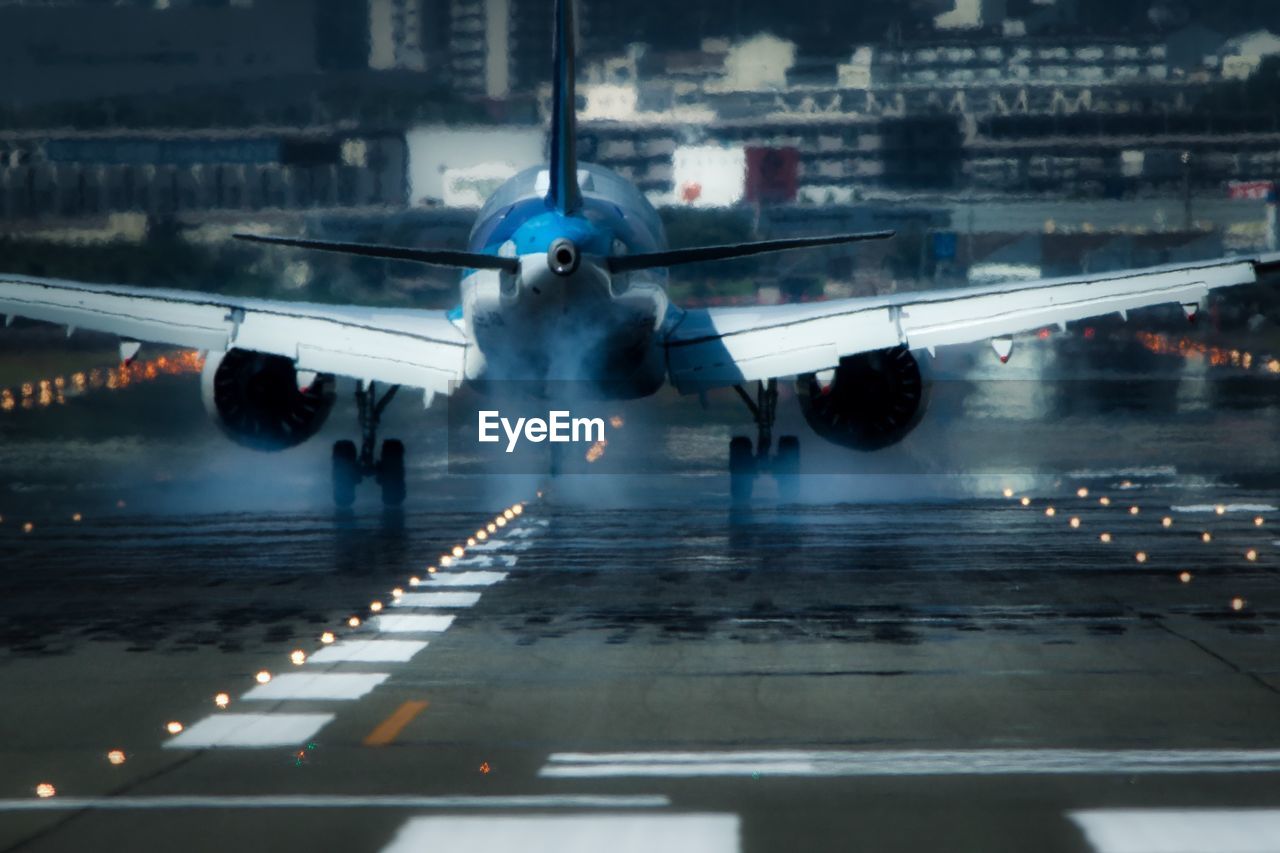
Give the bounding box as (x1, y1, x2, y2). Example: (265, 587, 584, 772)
(200, 349, 336, 451)
(796, 346, 929, 451)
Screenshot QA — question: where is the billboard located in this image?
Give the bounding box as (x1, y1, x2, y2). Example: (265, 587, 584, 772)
(672, 145, 746, 208)
(745, 146, 799, 204)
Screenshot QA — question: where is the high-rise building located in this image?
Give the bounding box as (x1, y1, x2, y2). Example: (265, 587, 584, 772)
(370, 0, 427, 70)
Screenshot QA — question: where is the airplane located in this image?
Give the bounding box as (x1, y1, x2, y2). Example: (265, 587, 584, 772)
(2, 0, 1278, 506)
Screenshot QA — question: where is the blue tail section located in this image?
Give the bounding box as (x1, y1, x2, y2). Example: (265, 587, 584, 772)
(546, 0, 582, 215)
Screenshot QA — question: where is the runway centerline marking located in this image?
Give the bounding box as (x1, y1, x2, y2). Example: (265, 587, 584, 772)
(376, 614, 455, 633)
(242, 672, 389, 701)
(1070, 808, 1280, 853)
(427, 571, 509, 587)
(363, 700, 429, 747)
(540, 749, 1280, 778)
(0, 794, 671, 812)
(378, 814, 739, 853)
(394, 591, 482, 608)
(309, 639, 428, 663)
(163, 713, 334, 749)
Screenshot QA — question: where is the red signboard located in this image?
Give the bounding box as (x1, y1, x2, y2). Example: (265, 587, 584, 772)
(745, 147, 799, 204)
(1228, 180, 1275, 200)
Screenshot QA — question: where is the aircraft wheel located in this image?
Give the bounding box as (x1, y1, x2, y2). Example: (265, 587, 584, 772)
(332, 440, 359, 507)
(729, 436, 755, 503)
(378, 439, 407, 507)
(776, 434, 800, 503)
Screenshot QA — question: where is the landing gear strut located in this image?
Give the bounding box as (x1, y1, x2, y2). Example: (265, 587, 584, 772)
(332, 380, 404, 507)
(730, 378, 800, 503)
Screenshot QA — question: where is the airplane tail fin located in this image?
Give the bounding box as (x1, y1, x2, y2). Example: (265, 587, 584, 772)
(545, 0, 582, 215)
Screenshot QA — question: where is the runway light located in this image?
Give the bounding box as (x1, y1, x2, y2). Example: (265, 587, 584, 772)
(1231, 597, 1246, 611)
(166, 721, 185, 734)
(107, 749, 126, 765)
(479, 762, 491, 775)
(1069, 517, 1081, 529)
(1162, 517, 1173, 528)
(214, 693, 229, 709)
(408, 576, 421, 586)
(1255, 517, 1265, 527)
(22, 522, 33, 533)
(496, 517, 507, 528)
(1135, 551, 1148, 563)
(1099, 497, 1111, 506)
(1129, 506, 1140, 516)
(71, 513, 82, 523)
(255, 670, 272, 684)
(1002, 488, 1014, 498)
(35, 783, 55, 799)
(1202, 532, 1212, 543)
(536, 491, 543, 498)
(512, 504, 523, 516)
(290, 650, 306, 666)
(320, 632, 335, 644)
(451, 545, 465, 558)
(1246, 549, 1258, 562)
(1121, 480, 1133, 489)
(1216, 505, 1227, 515)
(1045, 507, 1056, 517)
(348, 616, 361, 628)
(440, 556, 453, 568)
(427, 566, 437, 574)
(467, 538, 476, 547)
(391, 587, 404, 599)
(476, 530, 488, 541)
(1100, 532, 1113, 543)
(370, 601, 384, 613)
(1077, 487, 1089, 498)
(1020, 497, 1031, 506)
(487, 524, 497, 534)
(1179, 571, 1192, 583)
(503, 509, 514, 520)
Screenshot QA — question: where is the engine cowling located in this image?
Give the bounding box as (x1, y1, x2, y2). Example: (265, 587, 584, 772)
(200, 349, 336, 451)
(796, 346, 929, 451)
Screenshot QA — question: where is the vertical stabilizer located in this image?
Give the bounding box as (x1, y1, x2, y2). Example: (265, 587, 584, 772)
(546, 0, 582, 214)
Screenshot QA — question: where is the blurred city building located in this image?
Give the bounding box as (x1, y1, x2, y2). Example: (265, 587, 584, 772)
(0, 0, 1276, 291)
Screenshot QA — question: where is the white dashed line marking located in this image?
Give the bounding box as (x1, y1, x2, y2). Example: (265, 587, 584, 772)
(453, 554, 519, 568)
(376, 614, 456, 633)
(242, 673, 389, 701)
(540, 749, 1280, 778)
(1071, 809, 1280, 853)
(308, 640, 429, 663)
(163, 713, 334, 749)
(428, 571, 509, 587)
(378, 814, 739, 853)
(1171, 504, 1277, 514)
(394, 591, 482, 608)
(0, 794, 672, 812)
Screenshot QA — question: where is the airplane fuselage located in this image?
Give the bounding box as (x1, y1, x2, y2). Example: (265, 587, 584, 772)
(460, 163, 672, 399)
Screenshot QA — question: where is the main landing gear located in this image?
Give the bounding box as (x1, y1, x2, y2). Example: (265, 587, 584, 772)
(332, 380, 405, 508)
(730, 378, 800, 503)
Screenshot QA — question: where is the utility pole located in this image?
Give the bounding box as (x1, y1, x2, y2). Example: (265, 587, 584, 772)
(1181, 150, 1193, 231)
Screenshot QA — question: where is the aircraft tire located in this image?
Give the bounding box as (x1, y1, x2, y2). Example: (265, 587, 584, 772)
(378, 439, 407, 507)
(729, 436, 755, 503)
(333, 440, 359, 507)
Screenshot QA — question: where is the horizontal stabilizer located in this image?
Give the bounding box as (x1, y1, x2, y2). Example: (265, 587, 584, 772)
(234, 233, 519, 273)
(607, 230, 895, 274)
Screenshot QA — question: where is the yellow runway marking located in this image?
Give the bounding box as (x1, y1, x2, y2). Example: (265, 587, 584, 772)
(363, 701, 429, 747)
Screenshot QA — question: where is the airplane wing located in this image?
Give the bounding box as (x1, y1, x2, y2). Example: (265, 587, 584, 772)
(0, 274, 467, 395)
(664, 251, 1280, 392)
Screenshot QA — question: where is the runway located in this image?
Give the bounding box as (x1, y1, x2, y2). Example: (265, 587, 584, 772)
(1, 332, 1280, 852)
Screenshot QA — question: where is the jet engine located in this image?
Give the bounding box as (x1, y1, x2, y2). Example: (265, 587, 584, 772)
(796, 346, 928, 451)
(200, 349, 336, 451)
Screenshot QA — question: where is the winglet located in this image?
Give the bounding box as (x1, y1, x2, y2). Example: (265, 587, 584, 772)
(545, 0, 582, 215)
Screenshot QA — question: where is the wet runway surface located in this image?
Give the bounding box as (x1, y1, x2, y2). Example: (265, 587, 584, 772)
(2, 332, 1280, 852)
